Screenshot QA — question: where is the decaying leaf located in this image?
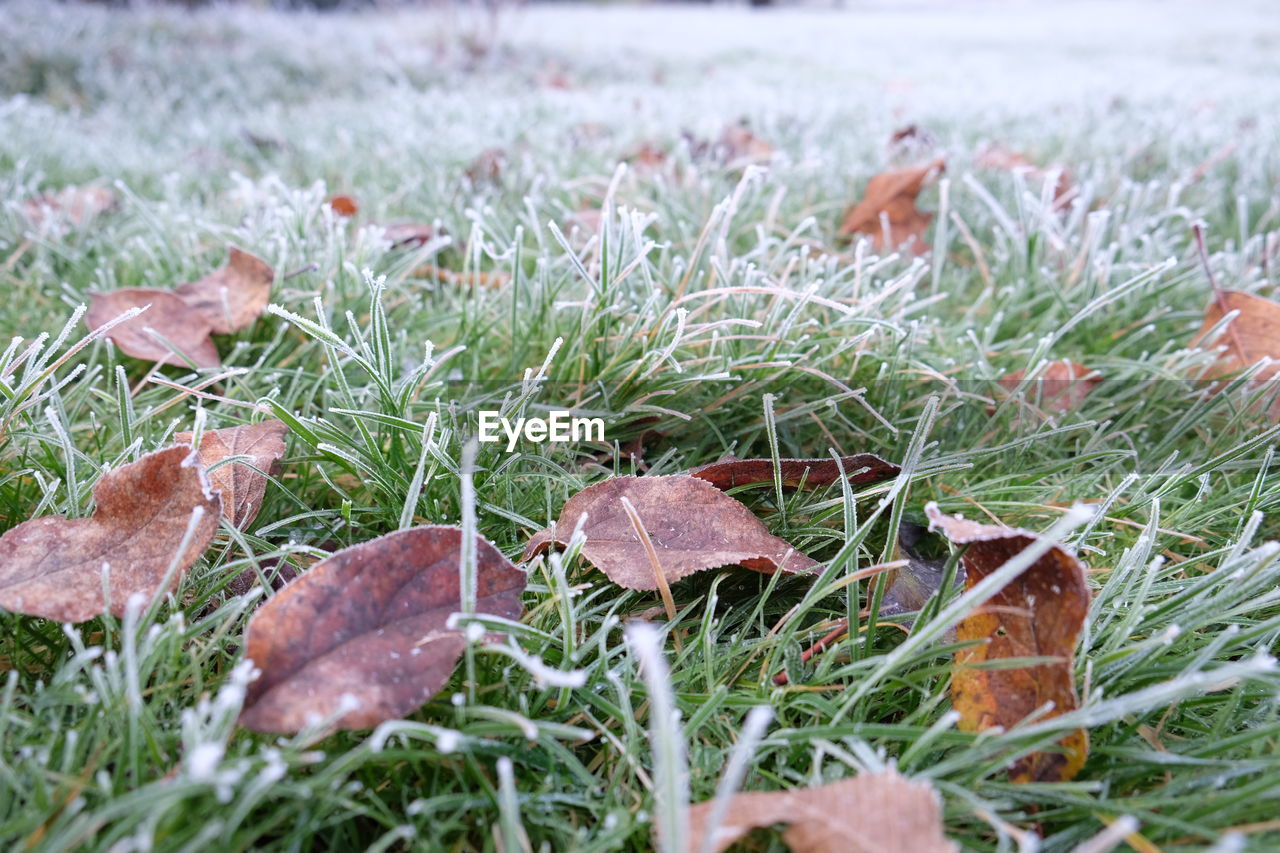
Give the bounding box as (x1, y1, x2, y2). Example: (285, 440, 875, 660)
(411, 264, 512, 289)
(174, 246, 275, 335)
(881, 522, 963, 629)
(328, 195, 359, 217)
(239, 526, 526, 733)
(86, 288, 221, 368)
(976, 145, 1073, 207)
(690, 454, 900, 491)
(925, 503, 1090, 782)
(1194, 289, 1280, 382)
(23, 185, 118, 228)
(685, 768, 956, 853)
(0, 446, 220, 622)
(174, 420, 289, 528)
(996, 360, 1101, 414)
(838, 159, 945, 251)
(521, 475, 819, 589)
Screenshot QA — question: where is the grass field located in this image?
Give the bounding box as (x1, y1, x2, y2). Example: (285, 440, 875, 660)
(3, 0, 1280, 850)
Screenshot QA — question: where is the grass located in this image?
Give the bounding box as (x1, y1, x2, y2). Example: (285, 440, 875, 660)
(2, 0, 1280, 850)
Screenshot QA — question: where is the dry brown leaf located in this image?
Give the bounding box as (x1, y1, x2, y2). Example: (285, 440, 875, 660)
(925, 503, 1090, 782)
(238, 525, 526, 733)
(520, 475, 819, 589)
(174, 420, 288, 529)
(0, 446, 220, 622)
(1194, 289, 1280, 382)
(23, 185, 118, 228)
(86, 288, 221, 368)
(976, 145, 1073, 207)
(717, 122, 774, 163)
(174, 246, 275, 335)
(690, 454, 900, 491)
(378, 223, 438, 248)
(466, 148, 507, 184)
(838, 159, 945, 251)
(412, 264, 511, 289)
(685, 768, 956, 853)
(626, 142, 669, 172)
(996, 360, 1101, 414)
(328, 195, 359, 217)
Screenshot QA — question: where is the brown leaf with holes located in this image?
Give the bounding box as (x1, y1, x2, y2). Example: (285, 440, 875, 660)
(925, 503, 1090, 782)
(996, 360, 1101, 414)
(174, 246, 275, 335)
(684, 768, 956, 853)
(86, 288, 221, 368)
(238, 525, 526, 733)
(1194, 290, 1280, 382)
(976, 145, 1074, 207)
(520, 475, 818, 589)
(174, 420, 288, 529)
(23, 185, 118, 228)
(328, 195, 359, 217)
(838, 159, 944, 251)
(690, 454, 899, 491)
(0, 446, 220, 622)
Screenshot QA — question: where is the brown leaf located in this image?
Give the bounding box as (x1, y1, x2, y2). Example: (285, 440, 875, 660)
(685, 768, 956, 853)
(690, 454, 900, 491)
(881, 522, 963, 629)
(838, 159, 945, 251)
(717, 121, 774, 164)
(23, 185, 117, 228)
(520, 475, 818, 589)
(174, 246, 275, 335)
(925, 503, 1090, 782)
(976, 145, 1073, 207)
(174, 420, 288, 529)
(1194, 289, 1280, 382)
(328, 195, 359, 217)
(377, 223, 438, 248)
(411, 264, 511, 289)
(625, 142, 669, 172)
(0, 446, 220, 622)
(86, 288, 221, 368)
(239, 526, 526, 733)
(466, 148, 507, 184)
(996, 360, 1101, 413)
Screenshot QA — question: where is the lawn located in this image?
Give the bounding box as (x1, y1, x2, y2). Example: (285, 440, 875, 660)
(2, 0, 1280, 850)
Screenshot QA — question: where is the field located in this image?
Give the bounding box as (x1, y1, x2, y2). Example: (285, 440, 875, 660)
(2, 0, 1280, 850)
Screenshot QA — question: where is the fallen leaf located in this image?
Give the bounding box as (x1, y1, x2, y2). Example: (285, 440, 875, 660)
(685, 768, 956, 853)
(1194, 289, 1280, 382)
(976, 145, 1073, 207)
(328, 195, 359, 217)
(881, 521, 963, 628)
(23, 185, 117, 228)
(0, 446, 220, 622)
(86, 288, 221, 368)
(411, 264, 511, 289)
(174, 246, 275, 335)
(625, 141, 668, 171)
(925, 503, 1090, 782)
(690, 454, 899, 491)
(996, 360, 1101, 414)
(838, 159, 945, 251)
(239, 525, 526, 733)
(716, 121, 774, 163)
(521, 475, 819, 590)
(174, 420, 289, 528)
(466, 148, 507, 184)
(377, 223, 438, 248)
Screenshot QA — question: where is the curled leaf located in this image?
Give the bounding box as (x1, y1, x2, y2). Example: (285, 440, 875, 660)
(925, 503, 1090, 782)
(238, 525, 526, 733)
(0, 446, 220, 622)
(174, 420, 288, 528)
(838, 158, 945, 251)
(690, 454, 899, 491)
(521, 475, 818, 589)
(86, 288, 220, 368)
(174, 246, 275, 335)
(685, 768, 956, 853)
